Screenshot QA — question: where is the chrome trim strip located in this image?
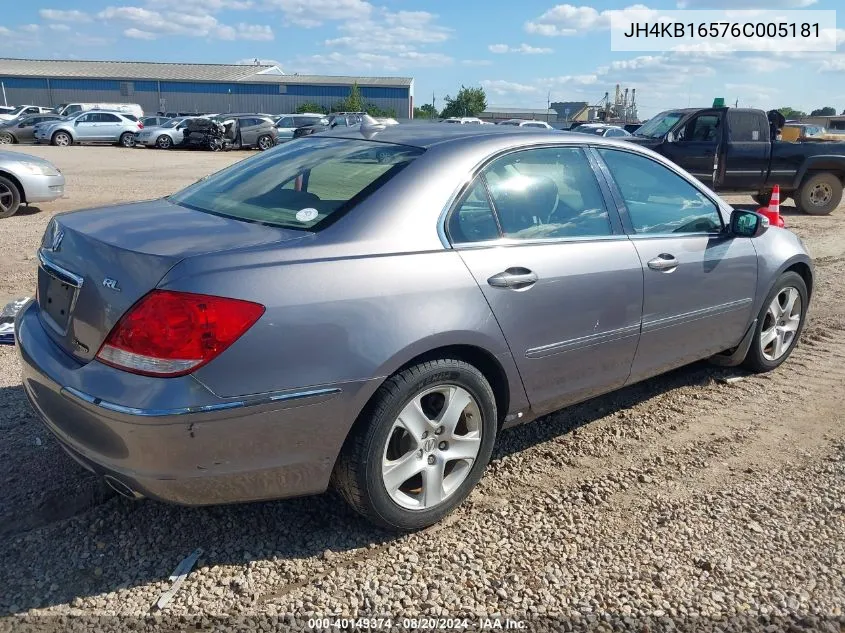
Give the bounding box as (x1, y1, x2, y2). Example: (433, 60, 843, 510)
(61, 386, 342, 418)
(641, 298, 752, 333)
(37, 250, 83, 288)
(526, 324, 641, 358)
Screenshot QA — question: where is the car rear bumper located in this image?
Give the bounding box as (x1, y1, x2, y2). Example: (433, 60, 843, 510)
(22, 173, 65, 203)
(15, 300, 371, 506)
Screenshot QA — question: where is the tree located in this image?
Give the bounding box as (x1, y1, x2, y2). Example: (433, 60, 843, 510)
(296, 102, 327, 114)
(440, 85, 487, 118)
(332, 82, 364, 113)
(364, 103, 397, 118)
(778, 106, 807, 119)
(414, 103, 438, 119)
(810, 106, 836, 116)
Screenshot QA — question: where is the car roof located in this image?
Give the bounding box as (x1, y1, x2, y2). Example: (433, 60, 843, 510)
(311, 123, 595, 149)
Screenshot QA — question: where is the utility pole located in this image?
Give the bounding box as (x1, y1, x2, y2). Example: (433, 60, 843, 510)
(735, 99, 739, 108)
(547, 90, 551, 122)
(432, 91, 436, 119)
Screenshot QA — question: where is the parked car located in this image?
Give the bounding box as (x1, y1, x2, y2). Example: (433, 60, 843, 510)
(443, 117, 483, 124)
(0, 114, 63, 144)
(211, 115, 278, 150)
(293, 113, 363, 138)
(0, 150, 65, 218)
(497, 119, 554, 129)
(0, 105, 52, 122)
(34, 111, 142, 147)
(16, 125, 813, 530)
(626, 106, 845, 214)
(52, 103, 144, 119)
(276, 113, 327, 141)
(575, 123, 632, 138)
(135, 117, 196, 149)
(141, 116, 170, 128)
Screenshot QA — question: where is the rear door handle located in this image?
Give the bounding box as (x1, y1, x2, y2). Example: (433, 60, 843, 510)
(487, 267, 538, 290)
(647, 254, 679, 272)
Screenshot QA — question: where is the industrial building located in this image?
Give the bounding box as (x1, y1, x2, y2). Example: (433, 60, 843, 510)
(0, 58, 414, 119)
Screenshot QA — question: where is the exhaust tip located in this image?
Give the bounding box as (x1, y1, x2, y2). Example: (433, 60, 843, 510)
(104, 475, 144, 500)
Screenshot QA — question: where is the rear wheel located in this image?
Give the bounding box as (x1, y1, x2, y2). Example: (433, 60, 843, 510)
(0, 132, 13, 145)
(333, 358, 497, 531)
(0, 175, 22, 219)
(155, 134, 172, 149)
(51, 131, 71, 147)
(119, 132, 135, 148)
(257, 134, 274, 151)
(742, 271, 808, 372)
(796, 172, 843, 215)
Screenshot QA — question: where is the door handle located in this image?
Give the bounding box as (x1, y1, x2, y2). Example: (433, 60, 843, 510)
(487, 267, 538, 290)
(647, 254, 679, 272)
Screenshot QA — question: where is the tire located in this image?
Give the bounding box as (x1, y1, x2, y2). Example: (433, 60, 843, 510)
(119, 132, 135, 148)
(333, 358, 498, 531)
(742, 271, 808, 373)
(155, 134, 172, 149)
(51, 131, 71, 147)
(0, 175, 22, 219)
(796, 172, 843, 216)
(0, 132, 13, 145)
(375, 149, 389, 164)
(752, 191, 792, 207)
(257, 135, 274, 151)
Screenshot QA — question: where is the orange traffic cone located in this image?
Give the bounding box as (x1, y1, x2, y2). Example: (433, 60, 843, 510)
(757, 186, 785, 228)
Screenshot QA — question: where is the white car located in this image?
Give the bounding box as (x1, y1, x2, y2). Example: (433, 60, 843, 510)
(135, 117, 197, 149)
(0, 105, 52, 122)
(575, 123, 632, 138)
(443, 117, 484, 124)
(52, 102, 144, 119)
(0, 150, 65, 218)
(276, 113, 327, 141)
(497, 119, 554, 129)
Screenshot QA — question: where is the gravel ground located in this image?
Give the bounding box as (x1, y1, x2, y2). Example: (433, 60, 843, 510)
(0, 145, 844, 632)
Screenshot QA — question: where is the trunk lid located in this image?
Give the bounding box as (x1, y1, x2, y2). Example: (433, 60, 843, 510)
(36, 198, 306, 361)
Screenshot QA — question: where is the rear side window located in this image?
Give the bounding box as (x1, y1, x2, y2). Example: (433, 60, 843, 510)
(728, 111, 766, 142)
(448, 180, 500, 244)
(598, 148, 722, 234)
(278, 117, 295, 127)
(170, 138, 423, 230)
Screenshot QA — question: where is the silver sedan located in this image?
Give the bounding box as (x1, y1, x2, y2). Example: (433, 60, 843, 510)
(0, 150, 65, 218)
(17, 123, 812, 530)
(135, 117, 194, 149)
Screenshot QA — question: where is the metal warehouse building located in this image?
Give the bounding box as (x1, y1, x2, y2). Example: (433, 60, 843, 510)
(0, 58, 414, 119)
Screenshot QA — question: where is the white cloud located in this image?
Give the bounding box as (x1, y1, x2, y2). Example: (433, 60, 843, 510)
(488, 43, 553, 54)
(20, 24, 40, 33)
(462, 59, 493, 66)
(147, 0, 255, 11)
(48, 24, 72, 32)
(481, 80, 541, 95)
(98, 6, 273, 40)
(293, 50, 452, 73)
(325, 10, 451, 52)
(525, 3, 656, 36)
(677, 0, 816, 6)
(262, 0, 372, 28)
(124, 27, 158, 39)
(38, 9, 92, 22)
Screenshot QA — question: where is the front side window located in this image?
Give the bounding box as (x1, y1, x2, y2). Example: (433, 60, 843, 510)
(598, 148, 722, 235)
(482, 147, 612, 240)
(278, 117, 295, 127)
(170, 137, 423, 230)
(677, 114, 721, 142)
(77, 113, 95, 123)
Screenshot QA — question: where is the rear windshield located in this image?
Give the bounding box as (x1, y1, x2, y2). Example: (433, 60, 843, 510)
(170, 137, 423, 230)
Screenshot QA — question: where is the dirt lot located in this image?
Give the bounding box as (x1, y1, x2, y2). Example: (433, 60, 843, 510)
(0, 145, 843, 631)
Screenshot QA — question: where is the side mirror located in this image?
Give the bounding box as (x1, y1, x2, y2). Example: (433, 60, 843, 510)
(730, 209, 768, 238)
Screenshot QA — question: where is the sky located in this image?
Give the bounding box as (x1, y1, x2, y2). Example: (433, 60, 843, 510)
(2, 0, 845, 118)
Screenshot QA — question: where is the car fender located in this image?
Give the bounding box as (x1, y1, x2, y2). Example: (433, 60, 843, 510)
(791, 154, 845, 189)
(751, 228, 814, 316)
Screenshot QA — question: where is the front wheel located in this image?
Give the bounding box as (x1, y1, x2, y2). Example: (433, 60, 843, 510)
(51, 131, 71, 147)
(333, 359, 497, 531)
(257, 134, 274, 151)
(155, 134, 173, 149)
(0, 175, 22, 219)
(796, 172, 843, 215)
(742, 271, 808, 372)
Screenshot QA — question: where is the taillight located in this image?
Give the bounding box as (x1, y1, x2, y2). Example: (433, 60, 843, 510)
(138, 122, 144, 129)
(96, 290, 264, 377)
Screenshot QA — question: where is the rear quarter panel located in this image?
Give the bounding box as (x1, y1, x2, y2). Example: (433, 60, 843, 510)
(159, 247, 527, 416)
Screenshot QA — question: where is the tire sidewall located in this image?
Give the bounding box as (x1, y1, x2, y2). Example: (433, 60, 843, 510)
(120, 133, 135, 148)
(0, 132, 13, 145)
(361, 363, 497, 530)
(157, 135, 172, 149)
(0, 175, 22, 219)
(745, 271, 808, 371)
(798, 173, 842, 215)
(53, 132, 70, 146)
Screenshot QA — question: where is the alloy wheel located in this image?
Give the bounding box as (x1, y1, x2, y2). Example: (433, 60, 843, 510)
(54, 133, 70, 147)
(760, 286, 802, 361)
(0, 182, 13, 214)
(157, 135, 172, 149)
(382, 385, 483, 510)
(258, 136, 273, 150)
(0, 133, 12, 145)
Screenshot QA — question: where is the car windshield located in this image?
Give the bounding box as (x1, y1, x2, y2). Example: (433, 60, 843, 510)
(170, 137, 424, 230)
(635, 111, 685, 138)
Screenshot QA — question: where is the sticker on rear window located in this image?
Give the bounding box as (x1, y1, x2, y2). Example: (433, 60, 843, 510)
(296, 208, 319, 222)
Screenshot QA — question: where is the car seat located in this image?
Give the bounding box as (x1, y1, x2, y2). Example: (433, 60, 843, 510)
(492, 174, 559, 235)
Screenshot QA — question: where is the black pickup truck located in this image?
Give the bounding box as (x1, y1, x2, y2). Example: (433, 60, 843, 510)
(625, 107, 845, 215)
